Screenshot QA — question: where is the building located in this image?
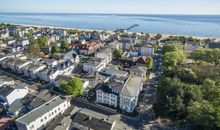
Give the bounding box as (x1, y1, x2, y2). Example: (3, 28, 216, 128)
(96, 75, 143, 113)
(119, 76, 143, 112)
(16, 96, 70, 130)
(95, 47, 113, 64)
(133, 43, 155, 56)
(63, 50, 79, 64)
(207, 42, 220, 49)
(83, 58, 107, 72)
(96, 77, 126, 108)
(72, 109, 116, 130)
(100, 67, 128, 78)
(0, 84, 29, 109)
(184, 42, 200, 53)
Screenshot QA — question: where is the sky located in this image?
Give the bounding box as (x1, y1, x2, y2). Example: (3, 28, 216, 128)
(0, 0, 220, 14)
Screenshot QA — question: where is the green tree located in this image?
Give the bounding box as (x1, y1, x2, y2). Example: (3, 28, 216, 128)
(61, 77, 83, 96)
(51, 45, 60, 54)
(187, 100, 216, 129)
(146, 56, 153, 70)
(60, 40, 69, 52)
(38, 36, 48, 47)
(113, 49, 123, 58)
(162, 44, 183, 55)
(27, 43, 41, 56)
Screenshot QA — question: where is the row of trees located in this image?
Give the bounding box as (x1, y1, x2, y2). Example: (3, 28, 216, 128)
(191, 47, 220, 65)
(154, 44, 220, 129)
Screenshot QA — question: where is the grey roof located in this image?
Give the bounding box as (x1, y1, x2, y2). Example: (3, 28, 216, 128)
(16, 96, 68, 125)
(101, 68, 128, 77)
(54, 116, 72, 130)
(208, 42, 220, 49)
(73, 109, 115, 130)
(121, 76, 142, 97)
(8, 99, 23, 113)
(0, 86, 14, 97)
(83, 58, 105, 66)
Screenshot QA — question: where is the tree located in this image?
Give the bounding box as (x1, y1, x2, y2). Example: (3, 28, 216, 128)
(51, 45, 60, 54)
(61, 77, 83, 96)
(162, 44, 183, 55)
(60, 40, 69, 52)
(187, 100, 216, 129)
(38, 36, 48, 47)
(113, 49, 123, 58)
(146, 56, 153, 70)
(27, 43, 41, 56)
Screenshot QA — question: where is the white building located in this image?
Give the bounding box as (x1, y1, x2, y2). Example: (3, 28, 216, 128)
(119, 76, 143, 113)
(83, 58, 107, 72)
(134, 43, 155, 56)
(63, 50, 79, 64)
(0, 85, 29, 107)
(95, 47, 113, 64)
(16, 39, 30, 47)
(16, 96, 70, 130)
(96, 76, 143, 113)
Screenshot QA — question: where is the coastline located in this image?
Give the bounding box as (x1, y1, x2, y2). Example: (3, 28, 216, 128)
(3, 22, 220, 41)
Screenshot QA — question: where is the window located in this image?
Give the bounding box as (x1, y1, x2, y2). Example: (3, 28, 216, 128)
(55, 110, 57, 113)
(58, 107, 60, 111)
(40, 119, 43, 122)
(44, 116, 47, 120)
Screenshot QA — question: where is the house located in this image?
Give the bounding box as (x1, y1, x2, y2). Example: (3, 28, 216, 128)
(96, 75, 143, 113)
(0, 75, 14, 87)
(82, 72, 109, 89)
(72, 109, 116, 130)
(7, 39, 16, 46)
(207, 42, 220, 49)
(95, 46, 113, 64)
(28, 63, 47, 79)
(119, 76, 143, 112)
(54, 116, 72, 130)
(100, 67, 128, 78)
(96, 76, 126, 108)
(63, 50, 80, 64)
(44, 59, 58, 68)
(0, 30, 10, 39)
(16, 96, 70, 130)
(14, 60, 32, 74)
(0, 84, 29, 109)
(83, 58, 107, 72)
(126, 66, 147, 80)
(21, 63, 46, 79)
(133, 43, 154, 56)
(16, 39, 29, 47)
(70, 40, 103, 55)
(38, 60, 75, 82)
(184, 42, 200, 53)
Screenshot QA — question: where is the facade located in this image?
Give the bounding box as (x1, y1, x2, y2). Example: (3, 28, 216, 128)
(133, 43, 155, 56)
(96, 76, 143, 113)
(16, 96, 70, 130)
(119, 76, 143, 112)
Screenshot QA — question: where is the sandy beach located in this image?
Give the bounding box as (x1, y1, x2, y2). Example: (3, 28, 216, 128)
(7, 23, 220, 42)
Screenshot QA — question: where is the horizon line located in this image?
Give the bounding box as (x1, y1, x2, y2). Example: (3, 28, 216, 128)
(0, 11, 220, 16)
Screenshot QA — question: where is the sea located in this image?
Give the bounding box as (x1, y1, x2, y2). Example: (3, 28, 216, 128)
(0, 13, 220, 38)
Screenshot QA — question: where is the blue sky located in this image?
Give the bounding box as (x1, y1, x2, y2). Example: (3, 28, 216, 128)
(1, 0, 220, 14)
